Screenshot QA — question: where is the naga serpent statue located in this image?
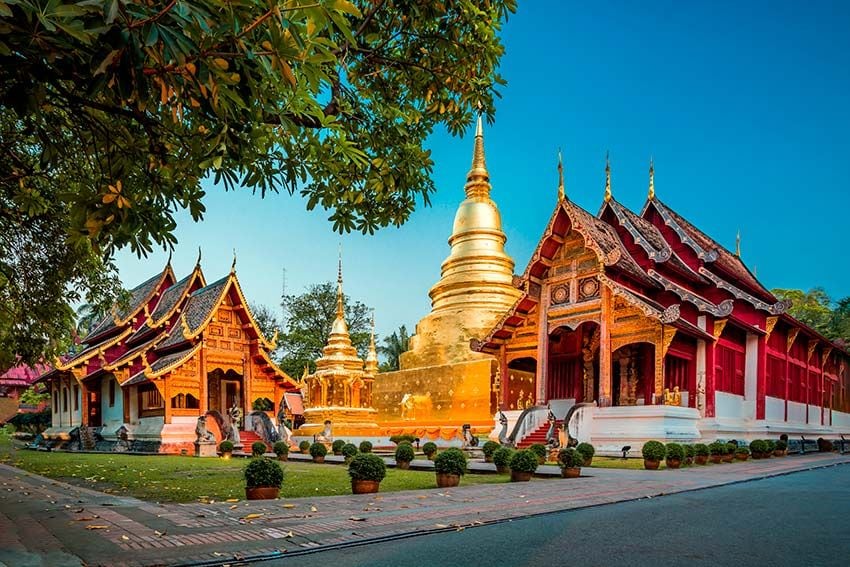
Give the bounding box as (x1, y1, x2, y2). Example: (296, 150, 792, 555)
(545, 408, 560, 449)
(461, 424, 479, 448)
(497, 411, 510, 446)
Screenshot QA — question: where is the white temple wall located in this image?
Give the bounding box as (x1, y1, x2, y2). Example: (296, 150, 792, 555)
(765, 396, 785, 422)
(715, 391, 745, 419)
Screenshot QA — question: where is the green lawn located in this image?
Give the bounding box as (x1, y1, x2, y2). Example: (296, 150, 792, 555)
(0, 433, 508, 503)
(589, 456, 667, 470)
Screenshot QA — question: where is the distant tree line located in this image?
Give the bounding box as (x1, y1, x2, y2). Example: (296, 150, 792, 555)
(772, 288, 850, 344)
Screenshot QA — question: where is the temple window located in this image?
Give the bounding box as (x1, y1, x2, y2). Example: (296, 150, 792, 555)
(53, 387, 58, 413)
(252, 397, 274, 411)
(665, 355, 690, 392)
(62, 387, 68, 412)
(73, 385, 79, 411)
(171, 393, 185, 408)
(185, 394, 199, 409)
(109, 378, 116, 407)
(139, 383, 164, 416)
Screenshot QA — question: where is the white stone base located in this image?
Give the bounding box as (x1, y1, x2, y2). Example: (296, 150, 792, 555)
(589, 405, 701, 456)
(194, 441, 217, 457)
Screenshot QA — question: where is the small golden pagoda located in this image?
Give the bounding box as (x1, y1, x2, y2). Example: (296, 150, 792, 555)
(372, 113, 521, 438)
(296, 254, 379, 436)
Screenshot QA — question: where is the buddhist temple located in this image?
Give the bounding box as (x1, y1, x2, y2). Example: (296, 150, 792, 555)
(37, 254, 298, 453)
(295, 255, 379, 437)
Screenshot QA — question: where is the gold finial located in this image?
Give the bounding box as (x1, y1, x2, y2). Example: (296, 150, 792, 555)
(735, 230, 741, 257)
(648, 157, 655, 200)
(557, 149, 565, 201)
(230, 248, 237, 273)
(270, 328, 279, 350)
(465, 102, 490, 198)
(336, 243, 344, 319)
(603, 152, 612, 202)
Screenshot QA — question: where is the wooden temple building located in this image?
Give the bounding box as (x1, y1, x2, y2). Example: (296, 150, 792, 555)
(38, 255, 298, 453)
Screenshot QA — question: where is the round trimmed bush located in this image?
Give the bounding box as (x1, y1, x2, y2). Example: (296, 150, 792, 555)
(764, 439, 776, 453)
(482, 440, 501, 460)
(422, 441, 438, 457)
(642, 440, 666, 461)
(309, 442, 328, 458)
(389, 434, 416, 445)
(736, 445, 750, 455)
(749, 439, 768, 454)
(665, 443, 684, 462)
(708, 441, 727, 455)
(694, 443, 709, 456)
(341, 443, 358, 460)
(557, 447, 583, 469)
(726, 442, 738, 454)
(244, 457, 283, 488)
(775, 439, 788, 452)
(576, 442, 595, 464)
(394, 442, 415, 464)
(359, 440, 373, 453)
(332, 439, 346, 455)
(509, 449, 539, 473)
(251, 441, 267, 457)
(219, 440, 234, 453)
(273, 441, 289, 457)
(348, 453, 387, 482)
(493, 447, 514, 470)
(684, 444, 695, 458)
(434, 447, 467, 476)
(528, 443, 547, 460)
(299, 440, 311, 453)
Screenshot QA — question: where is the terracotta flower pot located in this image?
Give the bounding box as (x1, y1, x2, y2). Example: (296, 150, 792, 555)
(685, 457, 694, 466)
(511, 470, 533, 482)
(277, 454, 288, 462)
(397, 461, 411, 470)
(351, 480, 380, 494)
(644, 459, 660, 470)
(436, 473, 461, 488)
(666, 459, 681, 469)
(774, 450, 785, 457)
(722, 453, 734, 463)
(496, 465, 509, 474)
(313, 456, 325, 464)
(736, 453, 749, 461)
(245, 487, 280, 500)
(695, 455, 708, 465)
(561, 467, 581, 479)
(710, 455, 722, 464)
(751, 453, 762, 460)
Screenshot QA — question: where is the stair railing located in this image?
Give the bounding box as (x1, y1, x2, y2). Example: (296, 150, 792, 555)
(506, 405, 550, 447)
(561, 402, 595, 446)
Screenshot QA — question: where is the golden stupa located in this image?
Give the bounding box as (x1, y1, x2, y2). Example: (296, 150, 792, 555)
(372, 115, 521, 439)
(296, 254, 379, 436)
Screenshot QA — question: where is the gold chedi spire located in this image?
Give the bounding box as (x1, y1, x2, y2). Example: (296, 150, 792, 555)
(557, 149, 565, 201)
(648, 157, 655, 200)
(603, 152, 612, 202)
(400, 109, 522, 368)
(331, 244, 348, 337)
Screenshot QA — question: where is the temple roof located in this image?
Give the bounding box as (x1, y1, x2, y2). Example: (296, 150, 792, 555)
(127, 267, 205, 346)
(645, 197, 774, 301)
(0, 362, 50, 387)
(158, 275, 230, 350)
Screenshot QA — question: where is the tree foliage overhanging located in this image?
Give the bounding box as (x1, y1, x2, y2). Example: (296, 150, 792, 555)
(0, 0, 516, 369)
(772, 287, 850, 344)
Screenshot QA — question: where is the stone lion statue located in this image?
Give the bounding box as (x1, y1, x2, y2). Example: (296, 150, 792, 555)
(195, 416, 215, 443)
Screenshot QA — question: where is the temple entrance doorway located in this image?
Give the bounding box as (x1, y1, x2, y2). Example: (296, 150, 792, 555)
(86, 380, 102, 427)
(611, 343, 654, 406)
(207, 368, 244, 417)
(547, 321, 600, 404)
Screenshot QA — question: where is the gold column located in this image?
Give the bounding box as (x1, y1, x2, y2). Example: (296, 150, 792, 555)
(598, 286, 612, 407)
(535, 283, 550, 404)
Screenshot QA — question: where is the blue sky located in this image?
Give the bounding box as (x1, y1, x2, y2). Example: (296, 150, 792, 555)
(114, 0, 850, 343)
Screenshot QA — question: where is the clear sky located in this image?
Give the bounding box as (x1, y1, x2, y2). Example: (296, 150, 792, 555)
(114, 0, 850, 345)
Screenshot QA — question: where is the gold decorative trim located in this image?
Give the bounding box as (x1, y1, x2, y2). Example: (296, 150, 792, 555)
(713, 319, 728, 340)
(786, 328, 800, 352)
(765, 316, 779, 341)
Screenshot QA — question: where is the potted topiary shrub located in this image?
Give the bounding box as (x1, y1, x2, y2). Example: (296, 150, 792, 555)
(723, 443, 736, 463)
(735, 446, 750, 461)
(528, 443, 548, 465)
(434, 447, 467, 487)
(509, 449, 539, 482)
(764, 439, 776, 457)
(309, 442, 328, 463)
(576, 442, 595, 467)
(493, 447, 514, 474)
(359, 440, 373, 454)
(394, 442, 415, 469)
(665, 443, 684, 469)
(244, 457, 283, 500)
(482, 440, 500, 463)
(273, 441, 289, 461)
(708, 441, 726, 463)
(219, 440, 234, 459)
(749, 439, 768, 459)
(557, 447, 583, 478)
(341, 442, 358, 464)
(299, 440, 311, 454)
(694, 443, 709, 465)
(389, 434, 416, 445)
(683, 444, 695, 465)
(642, 440, 666, 470)
(422, 441, 438, 460)
(775, 439, 788, 457)
(251, 441, 267, 457)
(348, 453, 387, 494)
(332, 439, 346, 456)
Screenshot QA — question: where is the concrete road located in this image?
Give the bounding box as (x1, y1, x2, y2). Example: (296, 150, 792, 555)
(268, 465, 850, 567)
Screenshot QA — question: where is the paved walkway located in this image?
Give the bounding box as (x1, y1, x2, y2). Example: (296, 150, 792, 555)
(1, 453, 848, 567)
